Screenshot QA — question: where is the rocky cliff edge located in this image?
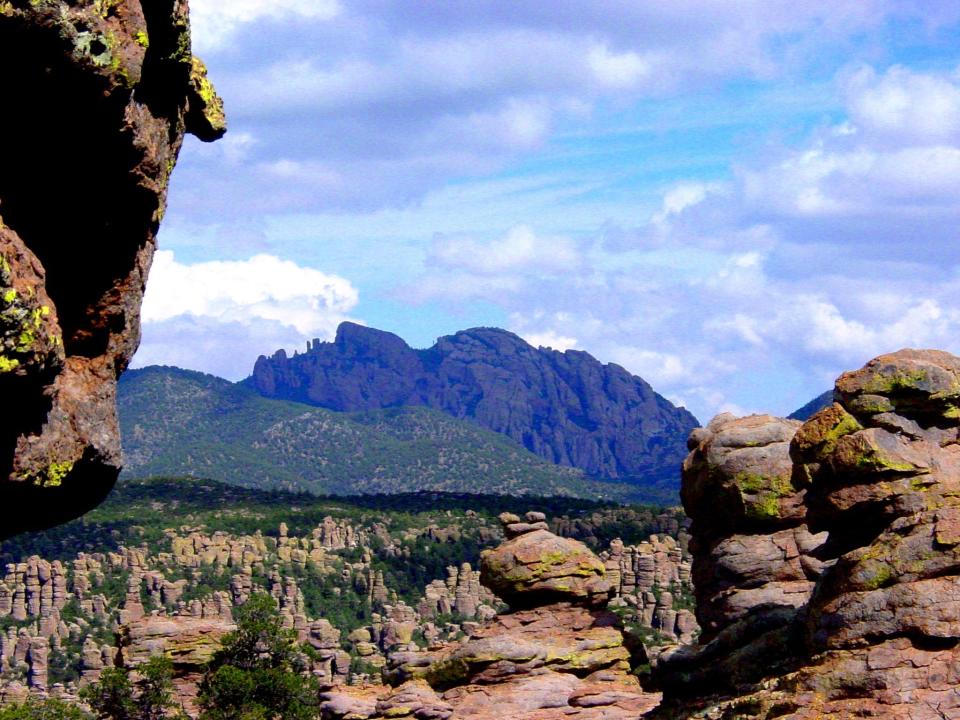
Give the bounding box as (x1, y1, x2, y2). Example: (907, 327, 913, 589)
(0, 0, 224, 536)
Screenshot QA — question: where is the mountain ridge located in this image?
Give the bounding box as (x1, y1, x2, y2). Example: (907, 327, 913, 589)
(248, 322, 699, 484)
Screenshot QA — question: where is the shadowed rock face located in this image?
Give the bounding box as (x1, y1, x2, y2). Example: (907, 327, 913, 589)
(250, 322, 700, 483)
(0, 0, 223, 537)
(651, 349, 960, 719)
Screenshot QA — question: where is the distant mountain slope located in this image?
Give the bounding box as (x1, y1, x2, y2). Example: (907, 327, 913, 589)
(788, 390, 833, 421)
(118, 366, 649, 501)
(248, 323, 699, 485)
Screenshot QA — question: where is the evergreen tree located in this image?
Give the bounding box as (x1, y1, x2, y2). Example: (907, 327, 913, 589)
(198, 593, 320, 720)
(80, 655, 185, 720)
(0, 698, 91, 720)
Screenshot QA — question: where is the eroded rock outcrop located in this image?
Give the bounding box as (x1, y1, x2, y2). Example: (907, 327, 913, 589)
(118, 615, 234, 714)
(321, 513, 660, 719)
(0, 0, 224, 536)
(651, 349, 960, 719)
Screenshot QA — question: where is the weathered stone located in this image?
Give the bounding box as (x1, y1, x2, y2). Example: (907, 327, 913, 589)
(0, 0, 224, 536)
(480, 527, 609, 608)
(652, 348, 960, 719)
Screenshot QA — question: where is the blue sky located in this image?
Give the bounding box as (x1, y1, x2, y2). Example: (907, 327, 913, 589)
(134, 1, 960, 422)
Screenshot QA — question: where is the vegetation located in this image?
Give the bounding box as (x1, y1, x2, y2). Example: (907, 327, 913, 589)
(0, 477, 678, 568)
(0, 699, 92, 719)
(197, 594, 320, 720)
(0, 477, 684, 692)
(118, 366, 670, 503)
(80, 656, 185, 720)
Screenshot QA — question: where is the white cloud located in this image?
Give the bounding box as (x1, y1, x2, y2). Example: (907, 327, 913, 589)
(652, 182, 718, 224)
(608, 347, 690, 386)
(845, 65, 960, 144)
(429, 225, 582, 275)
(190, 0, 341, 52)
(142, 250, 358, 337)
(520, 330, 579, 352)
(737, 66, 960, 225)
(588, 45, 654, 89)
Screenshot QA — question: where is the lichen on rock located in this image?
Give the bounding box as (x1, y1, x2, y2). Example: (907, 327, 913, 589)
(0, 0, 224, 536)
(322, 511, 661, 719)
(651, 348, 960, 719)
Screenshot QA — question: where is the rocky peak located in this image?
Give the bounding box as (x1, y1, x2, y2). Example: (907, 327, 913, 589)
(250, 321, 699, 484)
(0, 0, 224, 536)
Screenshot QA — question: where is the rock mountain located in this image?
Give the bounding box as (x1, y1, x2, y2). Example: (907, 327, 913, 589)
(249, 323, 699, 486)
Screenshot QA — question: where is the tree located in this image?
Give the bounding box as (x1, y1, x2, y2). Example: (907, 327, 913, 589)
(136, 656, 181, 720)
(80, 655, 185, 720)
(0, 698, 92, 720)
(197, 593, 320, 720)
(80, 666, 135, 720)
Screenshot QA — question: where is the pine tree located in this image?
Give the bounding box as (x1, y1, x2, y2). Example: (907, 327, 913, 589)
(198, 593, 320, 720)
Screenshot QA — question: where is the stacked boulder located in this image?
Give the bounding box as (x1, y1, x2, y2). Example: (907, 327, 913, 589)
(651, 349, 960, 719)
(321, 511, 660, 719)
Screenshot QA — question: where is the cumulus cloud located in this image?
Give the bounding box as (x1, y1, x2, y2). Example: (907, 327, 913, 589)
(165, 7, 960, 421)
(520, 330, 579, 352)
(844, 65, 960, 144)
(173, 1, 946, 218)
(135, 251, 359, 378)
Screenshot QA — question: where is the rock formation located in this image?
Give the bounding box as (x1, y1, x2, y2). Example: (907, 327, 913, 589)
(321, 512, 661, 719)
(118, 615, 234, 715)
(249, 322, 699, 482)
(0, 492, 697, 711)
(651, 348, 960, 718)
(0, 0, 224, 536)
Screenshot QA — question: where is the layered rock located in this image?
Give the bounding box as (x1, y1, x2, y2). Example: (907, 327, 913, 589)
(0, 0, 224, 536)
(321, 513, 660, 719)
(651, 349, 960, 719)
(249, 323, 699, 481)
(118, 615, 235, 714)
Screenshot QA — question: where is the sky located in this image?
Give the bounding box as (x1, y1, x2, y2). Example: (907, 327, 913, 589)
(132, 0, 960, 423)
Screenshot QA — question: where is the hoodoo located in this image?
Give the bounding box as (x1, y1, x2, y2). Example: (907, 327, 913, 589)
(320, 511, 661, 719)
(652, 349, 960, 719)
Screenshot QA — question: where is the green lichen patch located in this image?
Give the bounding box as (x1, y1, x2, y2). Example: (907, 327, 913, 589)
(792, 403, 863, 462)
(735, 472, 794, 522)
(863, 368, 930, 396)
(18, 459, 74, 488)
(858, 561, 894, 591)
(0, 253, 59, 374)
(186, 55, 227, 141)
(74, 30, 114, 68)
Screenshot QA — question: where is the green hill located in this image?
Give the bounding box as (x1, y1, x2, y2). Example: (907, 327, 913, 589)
(118, 366, 653, 501)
